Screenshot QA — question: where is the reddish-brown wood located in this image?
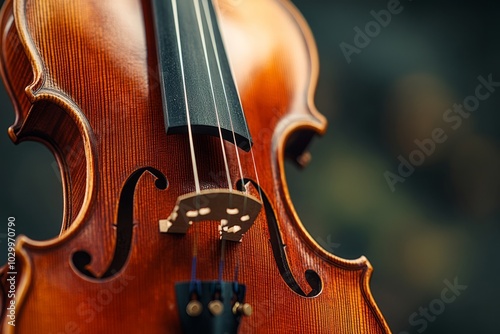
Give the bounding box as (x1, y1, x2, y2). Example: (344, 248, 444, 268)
(0, 0, 391, 332)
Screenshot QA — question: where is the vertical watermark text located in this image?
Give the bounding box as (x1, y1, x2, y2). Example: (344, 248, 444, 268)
(6, 217, 16, 327)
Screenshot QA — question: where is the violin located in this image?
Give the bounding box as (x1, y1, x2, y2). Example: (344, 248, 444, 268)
(0, 0, 391, 332)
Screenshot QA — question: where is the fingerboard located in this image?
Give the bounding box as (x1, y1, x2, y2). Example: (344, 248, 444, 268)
(152, 0, 252, 151)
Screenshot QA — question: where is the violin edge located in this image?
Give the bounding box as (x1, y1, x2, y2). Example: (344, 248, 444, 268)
(4, 0, 99, 237)
(0, 0, 393, 332)
(271, 1, 391, 332)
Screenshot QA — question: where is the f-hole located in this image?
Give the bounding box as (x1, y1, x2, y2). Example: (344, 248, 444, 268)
(72, 167, 167, 279)
(238, 180, 322, 297)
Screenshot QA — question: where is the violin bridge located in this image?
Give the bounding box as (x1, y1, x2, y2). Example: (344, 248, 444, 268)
(159, 189, 262, 242)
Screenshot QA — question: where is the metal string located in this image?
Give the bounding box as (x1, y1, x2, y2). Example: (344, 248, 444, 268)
(201, 0, 246, 192)
(172, 0, 201, 194)
(205, 0, 265, 283)
(193, 0, 233, 192)
(172, 0, 203, 287)
(202, 0, 263, 203)
(194, 0, 235, 282)
(202, 0, 253, 283)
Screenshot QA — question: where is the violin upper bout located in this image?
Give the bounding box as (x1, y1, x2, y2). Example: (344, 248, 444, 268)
(0, 0, 98, 234)
(218, 0, 326, 167)
(0, 0, 32, 141)
(276, 0, 328, 168)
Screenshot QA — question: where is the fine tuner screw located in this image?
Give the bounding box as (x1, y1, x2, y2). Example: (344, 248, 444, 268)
(232, 302, 253, 317)
(208, 300, 224, 316)
(186, 300, 203, 317)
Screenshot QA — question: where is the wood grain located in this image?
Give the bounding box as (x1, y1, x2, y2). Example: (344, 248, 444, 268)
(0, 0, 391, 332)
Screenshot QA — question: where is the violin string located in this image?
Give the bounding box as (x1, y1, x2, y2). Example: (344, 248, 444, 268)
(234, 246, 241, 284)
(201, 0, 245, 192)
(172, 0, 201, 194)
(172, 0, 201, 285)
(202, 0, 244, 282)
(204, 0, 263, 203)
(207, 0, 263, 283)
(190, 224, 199, 284)
(195, 0, 231, 282)
(233, 261, 239, 283)
(218, 238, 226, 283)
(193, 0, 232, 192)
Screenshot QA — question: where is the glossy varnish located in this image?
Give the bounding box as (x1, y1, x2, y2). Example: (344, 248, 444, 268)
(0, 0, 391, 332)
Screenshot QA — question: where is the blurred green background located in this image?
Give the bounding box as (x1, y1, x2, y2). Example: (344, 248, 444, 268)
(0, 0, 499, 333)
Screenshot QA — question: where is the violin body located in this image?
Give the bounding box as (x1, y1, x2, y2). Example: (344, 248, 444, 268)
(0, 0, 390, 333)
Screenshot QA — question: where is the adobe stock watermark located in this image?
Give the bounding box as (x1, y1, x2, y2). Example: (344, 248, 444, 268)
(399, 277, 467, 334)
(385, 73, 499, 192)
(316, 235, 341, 253)
(340, 0, 412, 64)
(48, 272, 135, 334)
